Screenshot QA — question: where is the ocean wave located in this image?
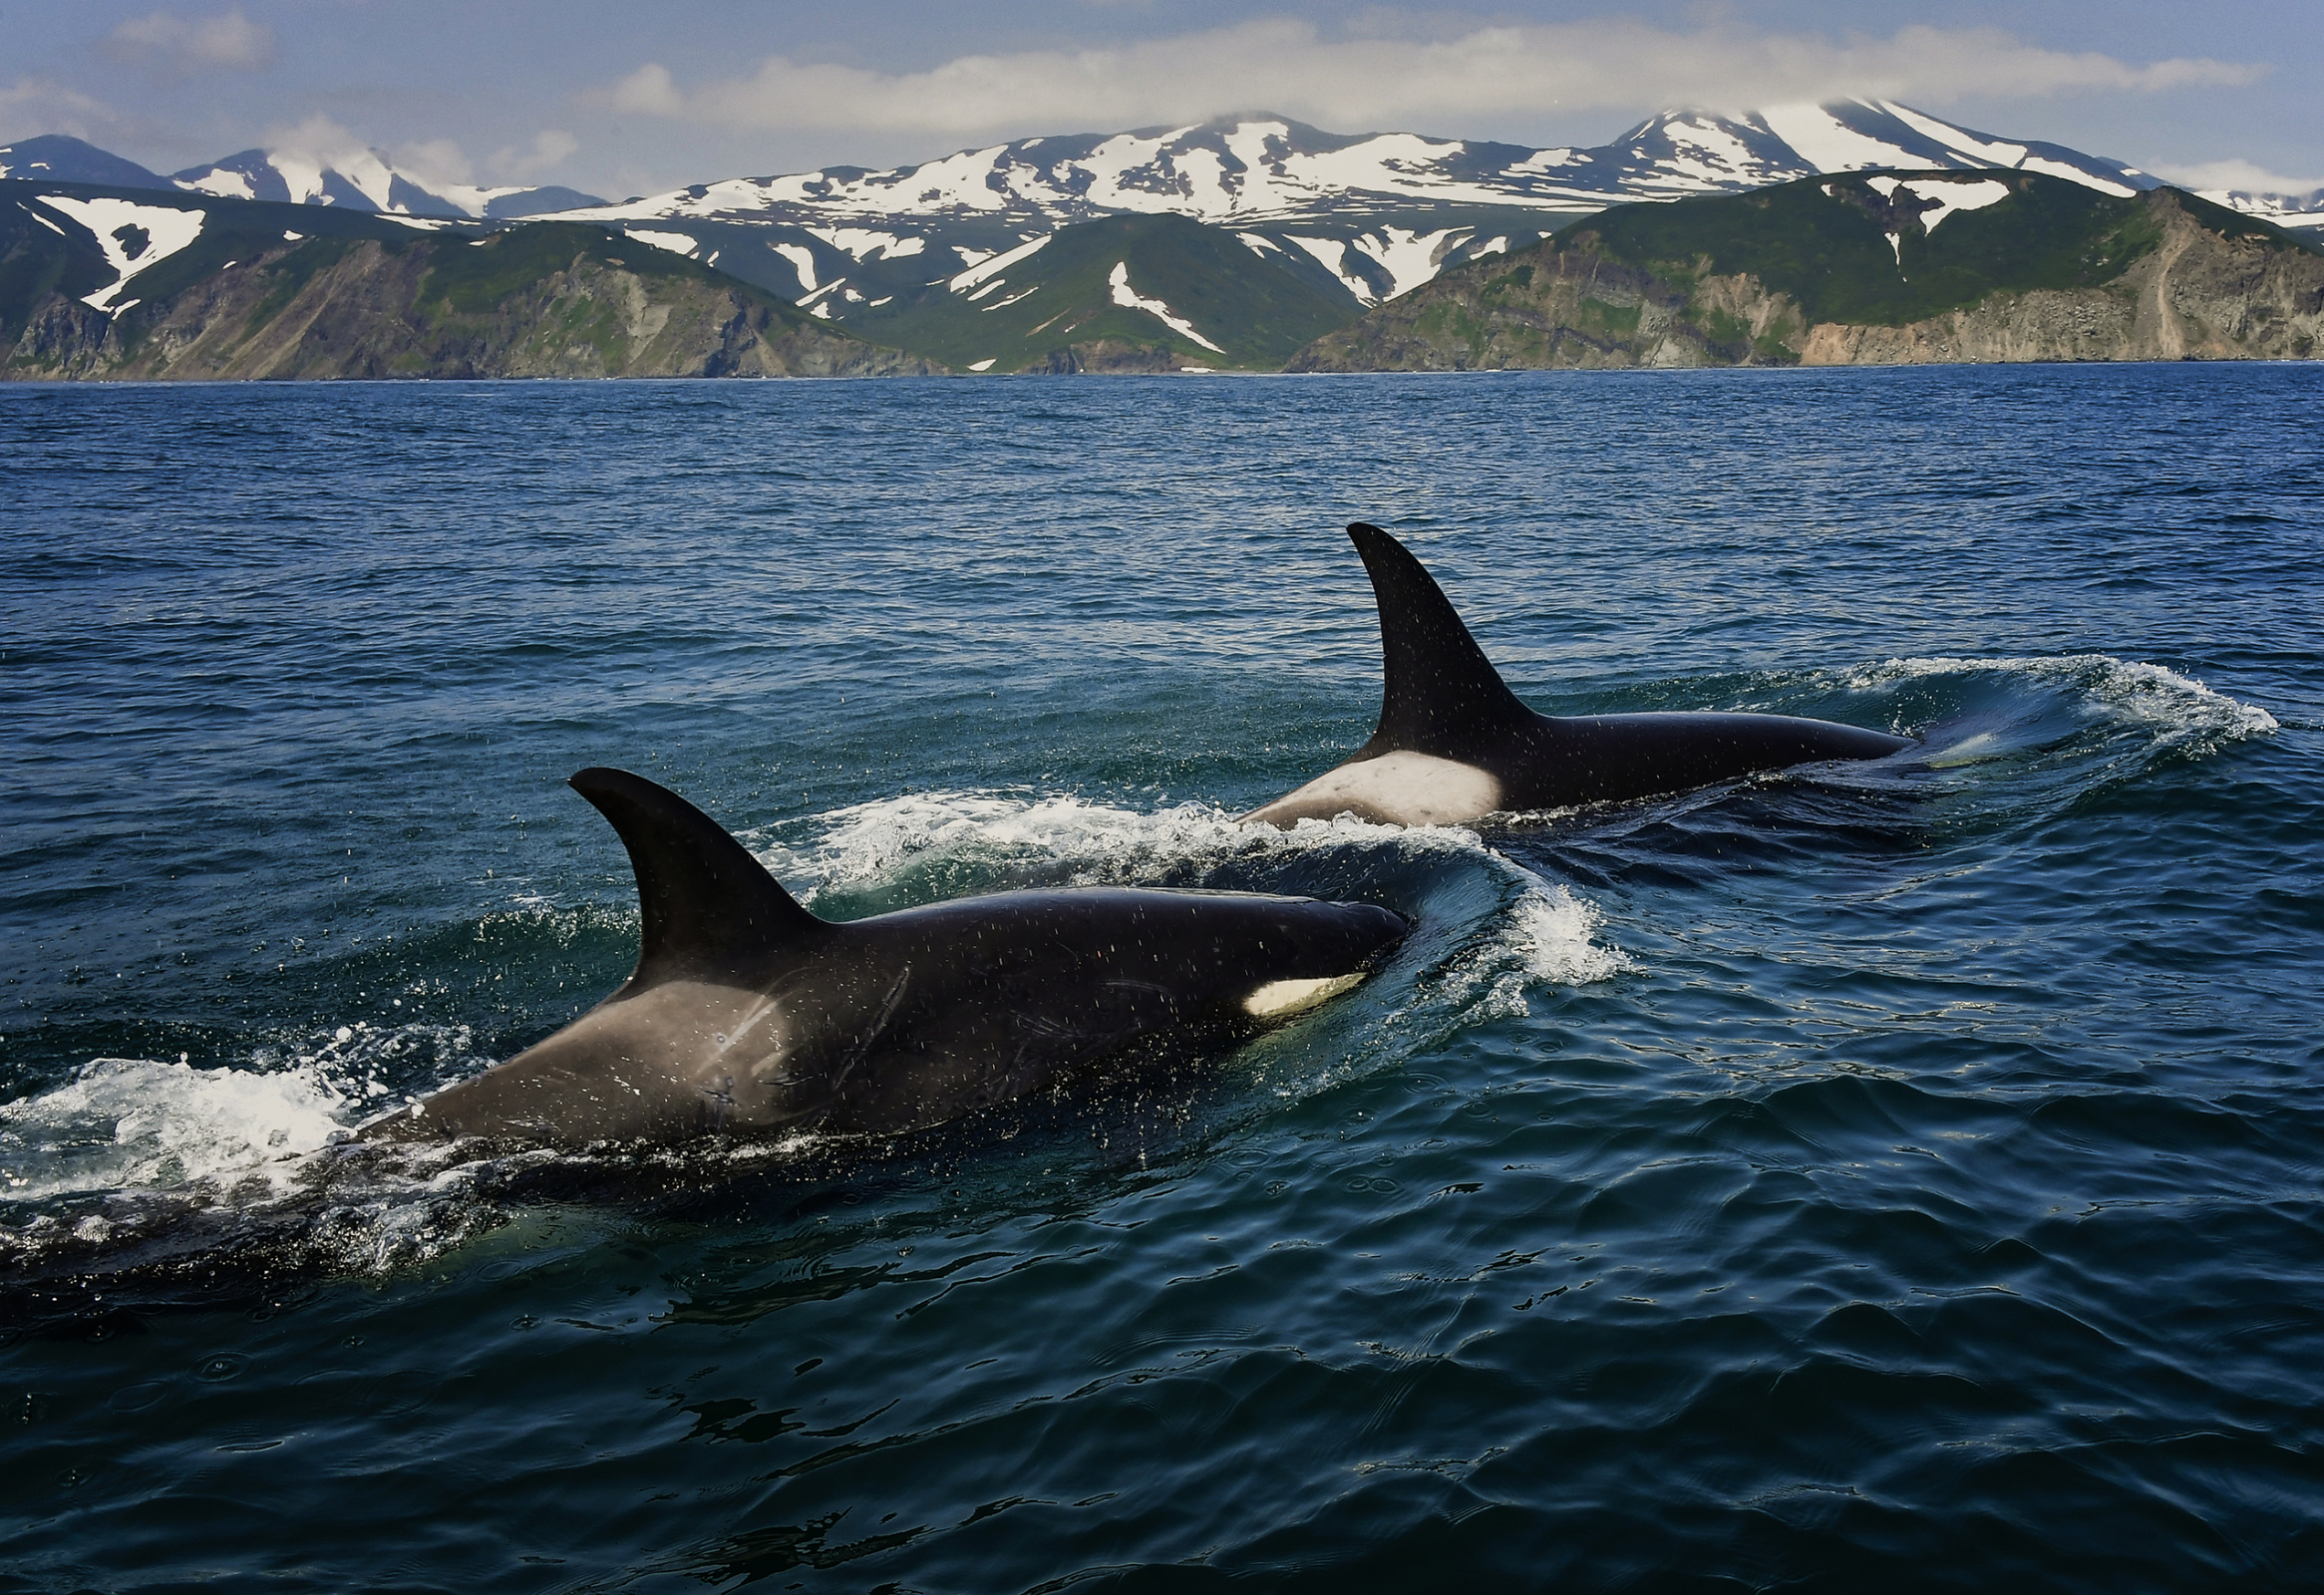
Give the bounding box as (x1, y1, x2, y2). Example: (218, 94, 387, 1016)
(0, 788, 1631, 1265)
(754, 788, 1510, 903)
(1432, 877, 1633, 1024)
(1843, 652, 2278, 746)
(0, 1018, 497, 1206)
(0, 1057, 354, 1203)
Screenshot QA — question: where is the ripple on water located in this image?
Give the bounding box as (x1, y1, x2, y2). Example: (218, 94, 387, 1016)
(2, 369, 2319, 1590)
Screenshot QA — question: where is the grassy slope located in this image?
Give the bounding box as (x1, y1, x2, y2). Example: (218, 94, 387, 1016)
(1, 185, 920, 377)
(1564, 170, 2319, 326)
(1565, 171, 2164, 326)
(840, 213, 1362, 370)
(1295, 171, 2324, 370)
(0, 194, 113, 346)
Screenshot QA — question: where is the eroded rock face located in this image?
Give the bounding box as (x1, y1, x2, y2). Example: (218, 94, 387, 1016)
(1027, 339, 1194, 374)
(1289, 188, 2324, 372)
(1801, 200, 2324, 364)
(6, 235, 942, 381)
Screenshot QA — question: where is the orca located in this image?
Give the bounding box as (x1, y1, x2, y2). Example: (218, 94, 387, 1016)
(1242, 523, 1913, 828)
(361, 768, 1407, 1145)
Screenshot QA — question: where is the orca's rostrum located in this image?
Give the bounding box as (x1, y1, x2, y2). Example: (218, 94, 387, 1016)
(1243, 523, 1913, 827)
(362, 768, 1407, 1145)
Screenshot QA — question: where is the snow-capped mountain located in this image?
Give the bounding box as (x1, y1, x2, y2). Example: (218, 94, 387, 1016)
(543, 99, 2212, 332)
(7, 101, 2316, 345)
(2187, 183, 2324, 236)
(0, 135, 175, 190)
(0, 134, 598, 220)
(170, 149, 601, 220)
(570, 99, 2158, 235)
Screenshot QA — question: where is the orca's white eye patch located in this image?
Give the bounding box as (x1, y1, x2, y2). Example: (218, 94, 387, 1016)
(1244, 972, 1365, 1018)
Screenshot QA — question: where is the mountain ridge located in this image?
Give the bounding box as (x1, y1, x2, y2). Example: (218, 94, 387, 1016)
(7, 104, 2320, 381)
(1, 184, 932, 381)
(1286, 174, 2324, 372)
(0, 134, 603, 222)
(8, 102, 2317, 329)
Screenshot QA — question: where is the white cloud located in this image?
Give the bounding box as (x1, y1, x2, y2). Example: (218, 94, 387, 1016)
(2150, 158, 2324, 198)
(392, 137, 474, 186)
(488, 129, 579, 181)
(104, 9, 277, 74)
(259, 112, 374, 171)
(602, 17, 2264, 139)
(0, 76, 130, 146)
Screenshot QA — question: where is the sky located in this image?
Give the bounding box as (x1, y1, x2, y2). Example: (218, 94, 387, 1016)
(3, 2, 2317, 201)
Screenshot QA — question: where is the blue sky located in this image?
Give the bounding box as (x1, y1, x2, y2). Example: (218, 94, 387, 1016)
(3, 2, 2316, 199)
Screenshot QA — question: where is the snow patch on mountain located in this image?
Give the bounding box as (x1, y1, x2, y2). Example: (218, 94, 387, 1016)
(771, 242, 819, 294)
(549, 99, 2163, 262)
(1360, 227, 1473, 300)
(1285, 235, 1374, 303)
(950, 234, 1050, 292)
(165, 147, 602, 221)
(179, 168, 255, 200)
(1864, 174, 2016, 235)
(37, 195, 205, 311)
(1108, 261, 1221, 352)
(623, 228, 699, 257)
(803, 226, 925, 261)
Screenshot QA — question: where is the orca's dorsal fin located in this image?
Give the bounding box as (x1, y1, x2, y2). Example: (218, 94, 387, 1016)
(569, 768, 827, 982)
(1347, 523, 1538, 760)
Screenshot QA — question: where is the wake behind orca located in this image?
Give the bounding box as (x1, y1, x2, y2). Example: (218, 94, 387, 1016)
(362, 768, 1407, 1146)
(1243, 524, 1914, 828)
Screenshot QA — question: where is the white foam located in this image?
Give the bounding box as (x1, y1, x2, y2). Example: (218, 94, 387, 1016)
(756, 788, 1500, 904)
(1845, 654, 2277, 740)
(0, 1017, 496, 1205)
(1507, 883, 1631, 986)
(1, 1058, 351, 1200)
(1447, 879, 1632, 1022)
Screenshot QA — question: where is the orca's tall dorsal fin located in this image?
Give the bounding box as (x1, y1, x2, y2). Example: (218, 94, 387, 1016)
(569, 768, 827, 982)
(1347, 523, 1538, 760)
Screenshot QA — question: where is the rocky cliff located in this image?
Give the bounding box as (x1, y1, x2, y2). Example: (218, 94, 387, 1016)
(1289, 177, 2324, 371)
(4, 210, 938, 381)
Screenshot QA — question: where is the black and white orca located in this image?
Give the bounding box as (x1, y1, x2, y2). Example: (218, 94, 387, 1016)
(363, 768, 1407, 1145)
(1242, 523, 1912, 827)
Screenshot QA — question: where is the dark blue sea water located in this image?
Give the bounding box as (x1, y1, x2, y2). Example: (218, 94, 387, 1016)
(2, 367, 2319, 1592)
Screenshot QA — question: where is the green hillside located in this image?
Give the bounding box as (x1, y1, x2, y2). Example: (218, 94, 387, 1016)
(1292, 173, 2324, 371)
(837, 212, 1366, 372)
(2, 182, 934, 380)
(1580, 169, 2172, 325)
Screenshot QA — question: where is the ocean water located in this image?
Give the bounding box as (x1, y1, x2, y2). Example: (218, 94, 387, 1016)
(1, 366, 2318, 1592)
